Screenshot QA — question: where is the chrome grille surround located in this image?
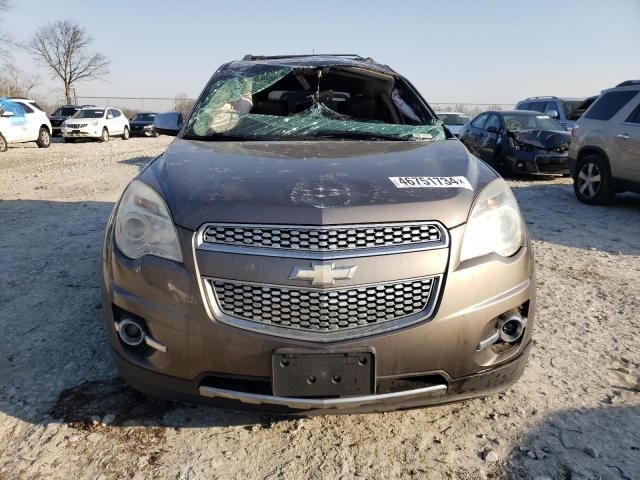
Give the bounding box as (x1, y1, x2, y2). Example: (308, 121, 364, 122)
(196, 222, 448, 259)
(203, 275, 441, 342)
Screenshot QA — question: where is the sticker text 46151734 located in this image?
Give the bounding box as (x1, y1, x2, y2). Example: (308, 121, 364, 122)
(389, 176, 473, 190)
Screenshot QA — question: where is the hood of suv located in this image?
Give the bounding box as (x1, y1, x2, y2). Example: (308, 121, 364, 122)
(140, 138, 498, 230)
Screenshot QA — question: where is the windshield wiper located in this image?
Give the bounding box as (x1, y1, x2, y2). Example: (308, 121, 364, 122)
(313, 130, 419, 141)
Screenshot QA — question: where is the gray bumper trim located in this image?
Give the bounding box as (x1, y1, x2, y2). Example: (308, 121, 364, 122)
(198, 384, 447, 410)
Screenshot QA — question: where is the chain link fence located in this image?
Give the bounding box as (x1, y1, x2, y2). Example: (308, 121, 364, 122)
(51, 96, 197, 118)
(430, 103, 515, 118)
(50, 96, 515, 120)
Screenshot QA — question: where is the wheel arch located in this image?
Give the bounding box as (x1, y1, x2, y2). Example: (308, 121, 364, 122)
(577, 146, 612, 175)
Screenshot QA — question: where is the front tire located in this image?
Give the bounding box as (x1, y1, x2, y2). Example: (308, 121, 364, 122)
(36, 127, 51, 148)
(573, 154, 614, 205)
(121, 127, 130, 140)
(494, 152, 514, 177)
(0, 133, 7, 152)
(99, 128, 109, 143)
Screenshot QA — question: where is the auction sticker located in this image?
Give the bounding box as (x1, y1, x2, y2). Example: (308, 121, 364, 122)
(389, 176, 473, 190)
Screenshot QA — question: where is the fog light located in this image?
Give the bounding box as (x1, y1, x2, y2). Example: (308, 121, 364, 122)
(477, 311, 528, 351)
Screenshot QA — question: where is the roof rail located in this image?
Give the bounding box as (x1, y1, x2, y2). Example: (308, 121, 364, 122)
(522, 96, 559, 101)
(242, 53, 369, 61)
(616, 80, 640, 87)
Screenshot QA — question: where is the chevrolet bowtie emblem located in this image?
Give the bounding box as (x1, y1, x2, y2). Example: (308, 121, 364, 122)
(289, 263, 357, 286)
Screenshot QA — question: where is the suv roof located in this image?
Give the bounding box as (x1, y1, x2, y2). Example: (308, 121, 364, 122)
(518, 96, 584, 102)
(616, 80, 640, 87)
(237, 53, 391, 72)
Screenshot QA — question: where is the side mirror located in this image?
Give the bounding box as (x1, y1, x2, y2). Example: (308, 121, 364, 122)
(486, 126, 499, 134)
(154, 111, 184, 136)
(106, 114, 114, 119)
(1, 110, 15, 118)
(545, 109, 559, 119)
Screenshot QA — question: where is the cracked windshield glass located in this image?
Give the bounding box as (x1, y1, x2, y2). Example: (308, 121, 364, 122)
(185, 62, 445, 141)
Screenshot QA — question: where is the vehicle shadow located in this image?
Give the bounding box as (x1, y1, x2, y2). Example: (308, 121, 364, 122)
(509, 178, 640, 255)
(119, 155, 156, 170)
(505, 405, 640, 480)
(0, 198, 282, 430)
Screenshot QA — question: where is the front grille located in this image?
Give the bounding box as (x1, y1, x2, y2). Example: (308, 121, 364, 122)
(208, 277, 436, 333)
(66, 123, 87, 129)
(202, 223, 442, 252)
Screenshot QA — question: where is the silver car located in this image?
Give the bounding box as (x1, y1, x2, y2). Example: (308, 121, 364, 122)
(568, 80, 640, 204)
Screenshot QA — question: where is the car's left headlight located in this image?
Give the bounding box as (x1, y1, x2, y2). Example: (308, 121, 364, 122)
(459, 178, 524, 262)
(114, 180, 183, 262)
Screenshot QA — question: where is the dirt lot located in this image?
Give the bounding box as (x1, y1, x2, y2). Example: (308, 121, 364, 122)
(0, 137, 639, 480)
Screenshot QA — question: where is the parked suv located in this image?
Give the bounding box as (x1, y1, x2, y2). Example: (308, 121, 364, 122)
(516, 96, 586, 130)
(61, 107, 130, 142)
(569, 80, 640, 204)
(49, 104, 96, 136)
(102, 54, 535, 413)
(0, 98, 51, 152)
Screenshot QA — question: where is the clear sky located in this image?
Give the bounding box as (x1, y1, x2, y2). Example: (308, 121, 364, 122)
(3, 0, 640, 105)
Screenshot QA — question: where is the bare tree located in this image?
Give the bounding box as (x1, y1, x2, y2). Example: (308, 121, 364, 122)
(0, 0, 14, 58)
(29, 20, 110, 104)
(0, 63, 39, 97)
(174, 94, 195, 117)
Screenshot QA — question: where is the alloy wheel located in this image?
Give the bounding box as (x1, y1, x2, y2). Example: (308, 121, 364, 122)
(577, 161, 601, 198)
(40, 129, 50, 146)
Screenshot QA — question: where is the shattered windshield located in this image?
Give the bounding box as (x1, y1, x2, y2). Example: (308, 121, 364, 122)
(184, 62, 445, 142)
(503, 113, 565, 132)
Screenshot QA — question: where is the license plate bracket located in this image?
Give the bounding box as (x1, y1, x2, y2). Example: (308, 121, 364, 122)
(272, 348, 375, 398)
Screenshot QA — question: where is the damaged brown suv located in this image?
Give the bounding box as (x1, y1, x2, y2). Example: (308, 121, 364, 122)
(101, 54, 535, 413)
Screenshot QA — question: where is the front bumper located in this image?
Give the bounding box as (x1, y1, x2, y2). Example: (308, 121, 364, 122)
(102, 222, 536, 413)
(511, 149, 569, 174)
(61, 127, 101, 138)
(113, 342, 530, 413)
(131, 127, 155, 136)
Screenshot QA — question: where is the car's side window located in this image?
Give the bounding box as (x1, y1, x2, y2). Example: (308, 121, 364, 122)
(585, 91, 638, 121)
(471, 113, 488, 129)
(518, 102, 530, 111)
(624, 102, 640, 124)
(0, 100, 26, 118)
(112, 109, 122, 118)
(544, 101, 559, 115)
(17, 102, 34, 114)
(485, 114, 501, 131)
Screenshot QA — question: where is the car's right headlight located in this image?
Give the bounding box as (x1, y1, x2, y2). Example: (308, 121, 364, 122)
(114, 180, 183, 262)
(459, 178, 524, 262)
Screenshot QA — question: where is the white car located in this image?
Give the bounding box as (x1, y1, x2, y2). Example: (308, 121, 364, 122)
(0, 97, 52, 152)
(436, 111, 470, 137)
(61, 107, 130, 142)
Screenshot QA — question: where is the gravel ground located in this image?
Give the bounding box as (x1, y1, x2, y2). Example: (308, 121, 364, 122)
(0, 137, 639, 480)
